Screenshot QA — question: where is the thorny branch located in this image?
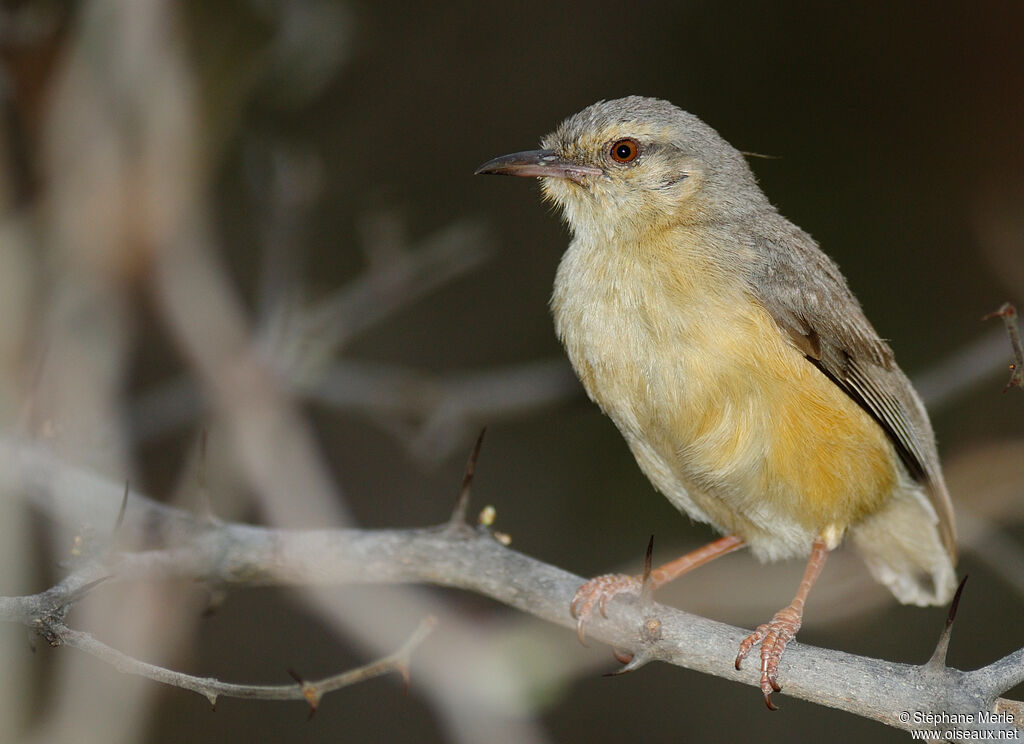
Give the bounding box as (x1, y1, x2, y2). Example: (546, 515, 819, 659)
(6, 561, 436, 714)
(62, 616, 435, 714)
(3, 437, 1024, 738)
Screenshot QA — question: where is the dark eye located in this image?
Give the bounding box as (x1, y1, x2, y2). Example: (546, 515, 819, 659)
(610, 138, 640, 163)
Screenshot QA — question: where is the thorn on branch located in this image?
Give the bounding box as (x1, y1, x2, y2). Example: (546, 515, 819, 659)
(604, 648, 654, 676)
(946, 574, 968, 627)
(449, 427, 486, 529)
(605, 537, 661, 671)
(113, 481, 129, 537)
(926, 574, 968, 670)
(288, 668, 320, 719)
(640, 535, 655, 604)
(983, 303, 1024, 392)
(41, 615, 438, 711)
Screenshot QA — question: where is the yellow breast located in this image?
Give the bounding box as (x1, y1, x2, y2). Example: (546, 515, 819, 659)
(551, 226, 900, 558)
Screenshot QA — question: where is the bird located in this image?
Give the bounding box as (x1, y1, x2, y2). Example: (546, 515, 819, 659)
(475, 96, 957, 708)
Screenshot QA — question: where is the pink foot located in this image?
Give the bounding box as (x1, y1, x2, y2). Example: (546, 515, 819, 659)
(569, 573, 643, 643)
(734, 606, 802, 710)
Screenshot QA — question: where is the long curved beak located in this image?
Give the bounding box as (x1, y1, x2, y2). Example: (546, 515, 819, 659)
(474, 149, 602, 184)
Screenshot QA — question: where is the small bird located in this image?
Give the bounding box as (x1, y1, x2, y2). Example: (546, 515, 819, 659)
(476, 96, 956, 708)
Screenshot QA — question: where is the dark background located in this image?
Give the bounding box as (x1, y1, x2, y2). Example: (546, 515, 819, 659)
(4, 1, 1024, 742)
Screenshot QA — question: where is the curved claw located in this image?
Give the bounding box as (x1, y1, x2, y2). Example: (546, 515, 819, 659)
(569, 573, 643, 644)
(736, 609, 801, 709)
(576, 614, 589, 646)
(734, 627, 765, 670)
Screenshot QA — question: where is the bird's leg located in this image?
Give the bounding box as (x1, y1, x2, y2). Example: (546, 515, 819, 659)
(570, 534, 745, 643)
(735, 536, 829, 709)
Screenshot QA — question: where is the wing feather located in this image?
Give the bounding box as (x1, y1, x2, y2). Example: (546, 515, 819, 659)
(749, 221, 956, 559)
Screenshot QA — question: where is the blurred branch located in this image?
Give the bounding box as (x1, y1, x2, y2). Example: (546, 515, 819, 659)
(131, 217, 502, 449)
(4, 3, 541, 744)
(983, 302, 1024, 392)
(309, 357, 578, 462)
(5, 436, 1022, 737)
(263, 217, 493, 371)
(130, 356, 577, 464)
(911, 327, 1021, 409)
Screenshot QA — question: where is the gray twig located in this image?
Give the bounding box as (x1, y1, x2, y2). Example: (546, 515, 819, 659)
(2, 449, 1021, 736)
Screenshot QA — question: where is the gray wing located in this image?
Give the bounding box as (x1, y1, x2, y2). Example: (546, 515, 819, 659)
(749, 219, 956, 560)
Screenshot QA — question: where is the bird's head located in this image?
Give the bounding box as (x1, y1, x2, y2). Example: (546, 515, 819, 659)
(476, 96, 767, 242)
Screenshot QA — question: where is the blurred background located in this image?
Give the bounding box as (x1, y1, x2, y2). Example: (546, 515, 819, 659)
(1, 0, 1023, 742)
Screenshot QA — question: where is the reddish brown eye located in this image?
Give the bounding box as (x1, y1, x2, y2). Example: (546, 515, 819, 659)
(610, 138, 639, 163)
